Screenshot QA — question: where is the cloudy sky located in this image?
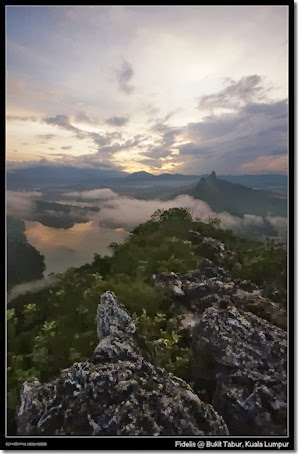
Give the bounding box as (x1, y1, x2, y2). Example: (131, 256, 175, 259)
(6, 5, 288, 175)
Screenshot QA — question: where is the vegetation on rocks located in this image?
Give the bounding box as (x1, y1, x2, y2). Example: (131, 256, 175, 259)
(7, 207, 287, 434)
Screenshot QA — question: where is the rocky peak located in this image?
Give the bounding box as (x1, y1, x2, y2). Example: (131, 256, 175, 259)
(96, 291, 136, 341)
(206, 170, 217, 185)
(16, 292, 228, 436)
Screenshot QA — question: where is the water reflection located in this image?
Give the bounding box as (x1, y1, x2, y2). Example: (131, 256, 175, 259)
(24, 220, 129, 274)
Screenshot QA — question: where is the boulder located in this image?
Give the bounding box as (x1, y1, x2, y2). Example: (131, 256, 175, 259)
(153, 260, 285, 329)
(153, 260, 235, 310)
(17, 291, 228, 436)
(233, 288, 287, 330)
(191, 304, 287, 435)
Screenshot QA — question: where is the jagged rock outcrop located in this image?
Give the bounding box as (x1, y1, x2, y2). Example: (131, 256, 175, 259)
(153, 259, 236, 310)
(189, 231, 238, 265)
(153, 257, 286, 330)
(17, 291, 229, 436)
(233, 288, 287, 330)
(191, 304, 287, 436)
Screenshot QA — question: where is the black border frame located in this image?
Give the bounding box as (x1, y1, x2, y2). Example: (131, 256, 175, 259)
(1, 1, 295, 450)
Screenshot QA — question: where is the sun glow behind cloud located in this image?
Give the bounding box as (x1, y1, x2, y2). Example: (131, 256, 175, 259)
(6, 5, 288, 174)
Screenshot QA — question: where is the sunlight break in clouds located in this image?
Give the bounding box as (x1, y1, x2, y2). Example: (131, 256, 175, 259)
(6, 6, 288, 175)
(240, 154, 288, 174)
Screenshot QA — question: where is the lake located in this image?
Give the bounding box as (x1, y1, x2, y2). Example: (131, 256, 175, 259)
(24, 220, 129, 274)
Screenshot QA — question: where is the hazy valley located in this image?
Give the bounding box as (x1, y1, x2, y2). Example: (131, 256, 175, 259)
(7, 169, 287, 285)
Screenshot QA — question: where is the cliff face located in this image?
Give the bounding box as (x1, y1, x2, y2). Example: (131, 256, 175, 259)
(17, 292, 228, 436)
(192, 305, 287, 436)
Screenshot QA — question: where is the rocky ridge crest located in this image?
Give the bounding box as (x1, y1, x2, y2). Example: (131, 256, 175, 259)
(17, 292, 228, 436)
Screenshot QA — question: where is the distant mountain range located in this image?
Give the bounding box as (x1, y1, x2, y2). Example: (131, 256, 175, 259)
(126, 171, 200, 181)
(6, 166, 127, 189)
(184, 171, 287, 217)
(6, 165, 287, 192)
(126, 171, 287, 189)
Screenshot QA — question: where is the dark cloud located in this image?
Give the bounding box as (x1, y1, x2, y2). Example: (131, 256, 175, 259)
(198, 75, 269, 111)
(43, 150, 125, 171)
(176, 97, 288, 174)
(142, 122, 182, 163)
(88, 131, 113, 147)
(123, 135, 145, 148)
(116, 59, 134, 94)
(74, 111, 98, 125)
(7, 115, 38, 122)
(178, 143, 206, 156)
(61, 146, 72, 150)
(38, 134, 57, 142)
(143, 147, 170, 159)
(152, 122, 181, 146)
(12, 73, 286, 176)
(42, 115, 119, 153)
(105, 116, 129, 127)
(43, 114, 85, 139)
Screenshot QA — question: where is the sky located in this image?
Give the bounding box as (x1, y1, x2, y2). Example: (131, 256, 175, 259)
(6, 5, 289, 175)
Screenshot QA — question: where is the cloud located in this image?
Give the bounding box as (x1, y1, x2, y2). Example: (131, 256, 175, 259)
(240, 154, 288, 173)
(19, 190, 286, 276)
(6, 158, 62, 170)
(88, 131, 112, 147)
(43, 114, 84, 138)
(6, 190, 42, 217)
(198, 75, 269, 111)
(90, 192, 284, 239)
(178, 142, 204, 156)
(105, 116, 129, 127)
(7, 115, 39, 122)
(63, 188, 118, 200)
(38, 134, 57, 142)
(140, 122, 182, 166)
(7, 72, 288, 176)
(74, 111, 98, 125)
(116, 59, 134, 94)
(41, 114, 125, 164)
(176, 93, 288, 174)
(61, 146, 72, 150)
(7, 276, 56, 303)
(7, 75, 63, 102)
(266, 215, 287, 238)
(96, 194, 213, 230)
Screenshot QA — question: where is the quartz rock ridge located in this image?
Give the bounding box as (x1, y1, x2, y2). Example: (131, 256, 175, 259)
(191, 304, 287, 436)
(16, 291, 228, 436)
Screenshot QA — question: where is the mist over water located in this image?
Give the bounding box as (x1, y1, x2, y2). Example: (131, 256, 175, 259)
(6, 189, 287, 302)
(21, 191, 287, 275)
(7, 276, 56, 303)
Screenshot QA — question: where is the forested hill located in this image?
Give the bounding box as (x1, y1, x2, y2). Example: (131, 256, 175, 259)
(8, 208, 287, 435)
(7, 216, 45, 289)
(185, 171, 287, 217)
